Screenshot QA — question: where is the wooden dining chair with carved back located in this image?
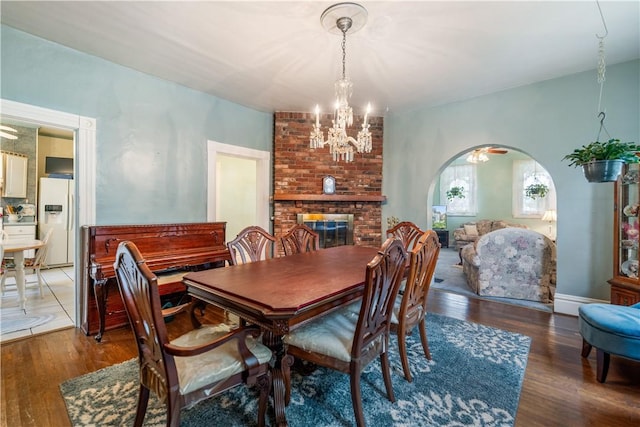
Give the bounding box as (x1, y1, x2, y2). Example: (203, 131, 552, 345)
(390, 229, 441, 382)
(283, 238, 408, 427)
(386, 221, 424, 252)
(280, 223, 320, 256)
(114, 241, 273, 427)
(227, 225, 276, 265)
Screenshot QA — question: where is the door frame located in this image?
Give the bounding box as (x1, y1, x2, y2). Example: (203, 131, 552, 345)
(1, 99, 96, 326)
(207, 141, 270, 232)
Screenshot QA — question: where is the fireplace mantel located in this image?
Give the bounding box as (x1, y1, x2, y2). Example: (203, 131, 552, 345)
(273, 194, 387, 202)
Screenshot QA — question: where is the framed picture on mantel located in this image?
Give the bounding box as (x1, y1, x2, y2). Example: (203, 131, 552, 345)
(323, 175, 336, 195)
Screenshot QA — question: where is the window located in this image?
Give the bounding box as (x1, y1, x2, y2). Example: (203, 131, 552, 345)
(512, 160, 556, 217)
(440, 164, 477, 216)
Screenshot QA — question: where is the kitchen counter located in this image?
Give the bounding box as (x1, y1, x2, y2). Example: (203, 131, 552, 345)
(3, 221, 37, 226)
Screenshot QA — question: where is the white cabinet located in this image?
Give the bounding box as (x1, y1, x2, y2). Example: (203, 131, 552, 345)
(1, 153, 28, 198)
(4, 224, 37, 258)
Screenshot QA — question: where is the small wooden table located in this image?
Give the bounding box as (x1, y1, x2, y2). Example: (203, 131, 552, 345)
(2, 239, 44, 309)
(183, 245, 379, 426)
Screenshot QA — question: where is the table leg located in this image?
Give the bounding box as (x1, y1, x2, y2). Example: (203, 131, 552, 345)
(262, 330, 294, 426)
(14, 251, 26, 310)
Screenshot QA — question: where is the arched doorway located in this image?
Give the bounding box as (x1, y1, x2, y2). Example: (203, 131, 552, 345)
(430, 145, 557, 311)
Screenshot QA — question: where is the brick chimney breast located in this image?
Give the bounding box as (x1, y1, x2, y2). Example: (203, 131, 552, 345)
(273, 111, 384, 248)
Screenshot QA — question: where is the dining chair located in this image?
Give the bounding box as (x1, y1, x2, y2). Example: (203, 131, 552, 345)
(390, 229, 441, 382)
(281, 223, 320, 256)
(283, 237, 408, 427)
(227, 225, 276, 265)
(113, 240, 273, 427)
(1, 228, 54, 297)
(386, 221, 424, 251)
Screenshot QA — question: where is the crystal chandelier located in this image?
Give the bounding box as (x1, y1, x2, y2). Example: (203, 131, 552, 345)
(310, 3, 372, 162)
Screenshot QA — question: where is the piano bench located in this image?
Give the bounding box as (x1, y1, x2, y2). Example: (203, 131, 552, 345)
(156, 271, 188, 295)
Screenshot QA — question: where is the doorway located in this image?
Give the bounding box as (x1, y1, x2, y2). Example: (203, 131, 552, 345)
(1, 99, 97, 330)
(207, 141, 270, 239)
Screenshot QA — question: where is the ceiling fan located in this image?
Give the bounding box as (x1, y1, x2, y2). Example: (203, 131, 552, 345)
(466, 147, 508, 163)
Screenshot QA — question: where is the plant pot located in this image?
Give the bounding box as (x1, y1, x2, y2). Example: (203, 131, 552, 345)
(582, 160, 624, 183)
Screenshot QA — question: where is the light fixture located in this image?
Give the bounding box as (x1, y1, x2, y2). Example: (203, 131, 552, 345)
(309, 2, 372, 162)
(466, 150, 489, 164)
(0, 125, 18, 140)
(542, 209, 557, 239)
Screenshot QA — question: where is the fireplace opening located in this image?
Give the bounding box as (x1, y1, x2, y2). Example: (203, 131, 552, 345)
(297, 213, 354, 248)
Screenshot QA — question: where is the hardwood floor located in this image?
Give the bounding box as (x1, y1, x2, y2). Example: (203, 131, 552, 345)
(1, 289, 639, 426)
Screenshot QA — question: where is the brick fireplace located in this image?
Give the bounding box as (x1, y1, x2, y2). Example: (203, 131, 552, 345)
(273, 111, 385, 248)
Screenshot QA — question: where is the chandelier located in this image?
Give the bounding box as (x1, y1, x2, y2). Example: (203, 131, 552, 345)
(310, 3, 372, 162)
(466, 150, 489, 164)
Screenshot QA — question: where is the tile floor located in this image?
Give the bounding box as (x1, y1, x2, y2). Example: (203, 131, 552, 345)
(0, 266, 75, 344)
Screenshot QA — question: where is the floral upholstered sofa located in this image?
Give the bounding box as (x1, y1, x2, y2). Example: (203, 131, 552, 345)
(453, 219, 527, 252)
(460, 227, 556, 303)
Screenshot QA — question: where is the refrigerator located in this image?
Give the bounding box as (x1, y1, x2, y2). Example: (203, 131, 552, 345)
(39, 177, 74, 266)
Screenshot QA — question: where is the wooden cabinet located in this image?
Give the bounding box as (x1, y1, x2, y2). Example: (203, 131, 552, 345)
(1, 153, 28, 198)
(4, 224, 37, 258)
(609, 164, 640, 305)
(435, 229, 449, 248)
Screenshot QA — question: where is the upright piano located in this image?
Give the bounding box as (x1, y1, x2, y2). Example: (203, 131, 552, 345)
(80, 222, 231, 341)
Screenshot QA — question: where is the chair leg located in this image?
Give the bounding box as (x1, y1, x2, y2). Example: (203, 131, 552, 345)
(36, 268, 45, 297)
(581, 338, 593, 358)
(380, 351, 396, 403)
(596, 348, 611, 383)
(349, 372, 366, 427)
(133, 385, 150, 427)
(397, 330, 413, 382)
(0, 272, 6, 295)
(418, 318, 432, 360)
(166, 389, 181, 427)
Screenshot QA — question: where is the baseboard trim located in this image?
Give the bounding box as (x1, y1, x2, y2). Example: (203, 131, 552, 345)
(553, 293, 609, 316)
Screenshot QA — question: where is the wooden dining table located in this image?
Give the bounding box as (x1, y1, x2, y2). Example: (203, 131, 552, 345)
(1, 239, 44, 310)
(183, 244, 380, 426)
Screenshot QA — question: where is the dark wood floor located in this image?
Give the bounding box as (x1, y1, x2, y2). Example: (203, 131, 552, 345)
(2, 289, 639, 426)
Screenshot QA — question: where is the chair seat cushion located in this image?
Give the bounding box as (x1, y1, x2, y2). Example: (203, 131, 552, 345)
(171, 323, 272, 396)
(578, 303, 640, 360)
(284, 307, 360, 362)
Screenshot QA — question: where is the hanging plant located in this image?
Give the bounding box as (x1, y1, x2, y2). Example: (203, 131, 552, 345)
(562, 139, 640, 182)
(446, 186, 465, 201)
(525, 182, 549, 200)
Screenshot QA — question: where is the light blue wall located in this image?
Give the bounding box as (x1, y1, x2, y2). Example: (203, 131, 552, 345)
(3, 24, 639, 302)
(384, 59, 640, 300)
(1, 25, 273, 224)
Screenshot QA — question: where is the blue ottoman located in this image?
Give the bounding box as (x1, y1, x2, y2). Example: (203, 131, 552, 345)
(578, 302, 640, 383)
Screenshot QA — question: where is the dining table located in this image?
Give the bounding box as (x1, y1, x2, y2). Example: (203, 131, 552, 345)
(1, 238, 44, 310)
(183, 244, 380, 427)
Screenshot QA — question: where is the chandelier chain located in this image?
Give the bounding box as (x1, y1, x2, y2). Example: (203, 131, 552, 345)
(341, 29, 347, 80)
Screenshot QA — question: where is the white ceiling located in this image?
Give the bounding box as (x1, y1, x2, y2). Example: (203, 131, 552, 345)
(1, 1, 638, 116)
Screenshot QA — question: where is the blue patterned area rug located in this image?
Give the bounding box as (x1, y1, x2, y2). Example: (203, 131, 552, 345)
(60, 313, 530, 426)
